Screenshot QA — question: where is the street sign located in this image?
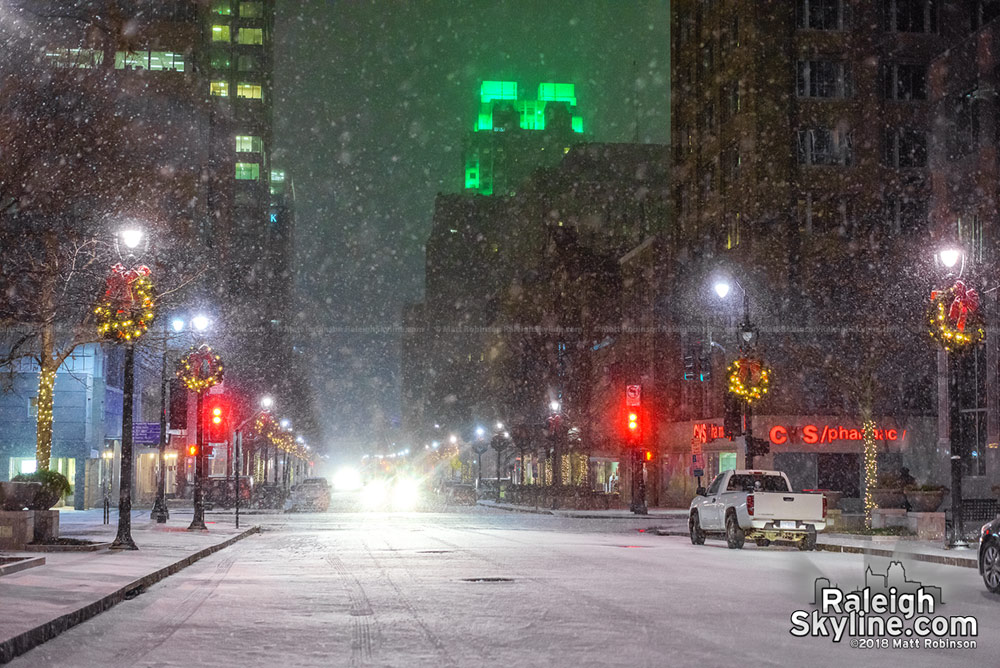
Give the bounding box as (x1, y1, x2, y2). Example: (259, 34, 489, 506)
(691, 440, 703, 457)
(473, 442, 488, 455)
(133, 422, 161, 445)
(693, 468, 705, 477)
(626, 384, 641, 406)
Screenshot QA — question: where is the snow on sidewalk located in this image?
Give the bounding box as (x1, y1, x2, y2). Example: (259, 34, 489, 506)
(816, 532, 979, 569)
(0, 510, 258, 663)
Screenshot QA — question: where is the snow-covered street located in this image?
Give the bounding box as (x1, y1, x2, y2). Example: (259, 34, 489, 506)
(9, 499, 999, 668)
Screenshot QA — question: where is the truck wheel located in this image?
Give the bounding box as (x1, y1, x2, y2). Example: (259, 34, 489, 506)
(799, 532, 817, 551)
(689, 511, 705, 545)
(755, 539, 770, 547)
(725, 511, 745, 549)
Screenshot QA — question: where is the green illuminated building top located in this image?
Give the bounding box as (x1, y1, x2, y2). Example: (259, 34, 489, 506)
(464, 80, 585, 195)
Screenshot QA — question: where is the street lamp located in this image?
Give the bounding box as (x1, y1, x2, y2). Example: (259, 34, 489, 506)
(936, 247, 971, 549)
(152, 313, 213, 524)
(109, 226, 149, 551)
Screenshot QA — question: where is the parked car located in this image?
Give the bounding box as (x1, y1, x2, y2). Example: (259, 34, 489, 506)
(689, 469, 827, 550)
(284, 477, 331, 512)
(979, 517, 1000, 593)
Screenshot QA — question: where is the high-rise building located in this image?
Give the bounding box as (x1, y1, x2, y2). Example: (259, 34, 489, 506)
(462, 80, 585, 195)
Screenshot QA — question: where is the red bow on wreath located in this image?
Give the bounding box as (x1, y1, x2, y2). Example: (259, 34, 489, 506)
(738, 358, 762, 384)
(104, 263, 151, 309)
(948, 280, 979, 332)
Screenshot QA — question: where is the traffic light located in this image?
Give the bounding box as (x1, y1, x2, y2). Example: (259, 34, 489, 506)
(188, 444, 199, 457)
(626, 410, 640, 439)
(206, 400, 227, 442)
(642, 449, 653, 462)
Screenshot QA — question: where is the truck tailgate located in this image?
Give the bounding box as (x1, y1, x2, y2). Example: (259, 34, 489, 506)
(752, 492, 824, 522)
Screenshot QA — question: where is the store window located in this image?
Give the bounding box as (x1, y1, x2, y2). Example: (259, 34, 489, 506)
(210, 81, 229, 97)
(238, 28, 264, 45)
(211, 25, 231, 42)
(237, 83, 262, 99)
(235, 162, 260, 180)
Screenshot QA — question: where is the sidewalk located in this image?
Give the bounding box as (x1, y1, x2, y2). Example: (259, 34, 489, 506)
(816, 533, 979, 569)
(477, 499, 689, 519)
(0, 509, 259, 664)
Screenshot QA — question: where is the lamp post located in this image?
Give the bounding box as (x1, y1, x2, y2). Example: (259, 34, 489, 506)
(937, 247, 971, 549)
(714, 277, 761, 468)
(109, 228, 148, 551)
(177, 342, 223, 532)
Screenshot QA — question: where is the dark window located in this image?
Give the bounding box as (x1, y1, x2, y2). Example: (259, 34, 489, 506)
(883, 129, 927, 167)
(977, 1, 1000, 27)
(889, 0, 937, 33)
(727, 474, 790, 492)
(798, 0, 844, 29)
(797, 61, 850, 98)
(797, 128, 852, 165)
(885, 195, 928, 234)
(884, 63, 927, 100)
(955, 93, 979, 156)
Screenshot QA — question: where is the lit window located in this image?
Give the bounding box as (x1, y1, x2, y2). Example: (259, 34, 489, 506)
(538, 82, 577, 106)
(211, 25, 231, 42)
(149, 52, 185, 72)
(236, 135, 263, 152)
(238, 28, 264, 45)
(240, 2, 264, 18)
(271, 170, 286, 182)
(237, 83, 262, 99)
(480, 80, 517, 103)
(210, 81, 229, 97)
(572, 116, 583, 133)
(212, 1, 232, 15)
(235, 162, 260, 180)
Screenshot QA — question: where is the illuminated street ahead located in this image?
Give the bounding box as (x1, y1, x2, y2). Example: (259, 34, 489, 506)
(11, 497, 1000, 668)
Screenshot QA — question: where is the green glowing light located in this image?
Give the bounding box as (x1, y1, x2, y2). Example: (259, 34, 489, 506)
(572, 116, 583, 133)
(477, 112, 493, 131)
(538, 83, 577, 106)
(480, 80, 517, 103)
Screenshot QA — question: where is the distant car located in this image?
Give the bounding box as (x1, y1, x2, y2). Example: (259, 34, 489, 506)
(979, 517, 1000, 593)
(284, 477, 331, 512)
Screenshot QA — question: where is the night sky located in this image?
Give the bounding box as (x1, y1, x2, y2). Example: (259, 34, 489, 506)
(273, 1, 670, 452)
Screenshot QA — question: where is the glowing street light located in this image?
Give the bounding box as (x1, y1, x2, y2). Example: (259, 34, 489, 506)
(280, 418, 291, 430)
(171, 318, 185, 333)
(120, 228, 143, 249)
(713, 281, 731, 299)
(549, 400, 561, 413)
(939, 248, 961, 269)
(495, 421, 504, 431)
(260, 395, 274, 410)
(191, 314, 210, 332)
(475, 426, 485, 438)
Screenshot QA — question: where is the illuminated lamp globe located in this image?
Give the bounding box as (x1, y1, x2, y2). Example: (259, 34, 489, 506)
(120, 229, 143, 249)
(714, 281, 731, 299)
(939, 249, 961, 269)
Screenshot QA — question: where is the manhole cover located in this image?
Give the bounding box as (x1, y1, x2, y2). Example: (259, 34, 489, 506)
(460, 577, 514, 583)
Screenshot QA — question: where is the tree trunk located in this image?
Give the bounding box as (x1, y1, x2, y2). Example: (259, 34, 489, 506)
(35, 246, 59, 471)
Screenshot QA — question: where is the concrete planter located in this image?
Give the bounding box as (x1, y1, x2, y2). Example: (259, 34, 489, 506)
(871, 488, 906, 509)
(905, 489, 946, 513)
(0, 482, 42, 511)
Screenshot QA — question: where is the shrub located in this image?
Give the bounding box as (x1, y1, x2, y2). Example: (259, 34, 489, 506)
(12, 470, 72, 497)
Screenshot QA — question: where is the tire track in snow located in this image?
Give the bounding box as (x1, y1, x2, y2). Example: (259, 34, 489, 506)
(323, 552, 378, 666)
(107, 554, 237, 667)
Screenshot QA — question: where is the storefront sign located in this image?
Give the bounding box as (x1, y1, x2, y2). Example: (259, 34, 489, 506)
(768, 424, 905, 446)
(133, 422, 161, 444)
(693, 423, 726, 444)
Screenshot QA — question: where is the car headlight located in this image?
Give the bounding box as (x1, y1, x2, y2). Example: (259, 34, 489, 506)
(391, 477, 421, 509)
(333, 466, 363, 491)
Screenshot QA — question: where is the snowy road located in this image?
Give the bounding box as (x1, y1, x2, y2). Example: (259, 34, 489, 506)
(11, 502, 1000, 668)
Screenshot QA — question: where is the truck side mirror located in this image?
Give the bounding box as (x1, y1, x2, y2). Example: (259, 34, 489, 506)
(696, 486, 707, 496)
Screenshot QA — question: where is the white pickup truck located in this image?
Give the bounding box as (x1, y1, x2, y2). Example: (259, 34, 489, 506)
(688, 469, 827, 550)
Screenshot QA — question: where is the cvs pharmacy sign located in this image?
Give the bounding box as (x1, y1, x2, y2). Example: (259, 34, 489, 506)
(768, 424, 905, 445)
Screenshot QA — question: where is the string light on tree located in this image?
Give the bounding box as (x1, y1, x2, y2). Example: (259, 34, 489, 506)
(35, 367, 56, 471)
(862, 419, 878, 530)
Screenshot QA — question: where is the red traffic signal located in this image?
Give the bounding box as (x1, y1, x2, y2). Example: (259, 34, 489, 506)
(626, 410, 640, 439)
(643, 449, 653, 462)
(206, 400, 228, 442)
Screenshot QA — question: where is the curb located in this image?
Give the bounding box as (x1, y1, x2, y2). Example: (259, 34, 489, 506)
(0, 525, 260, 664)
(479, 501, 685, 520)
(815, 541, 978, 569)
(0, 557, 45, 577)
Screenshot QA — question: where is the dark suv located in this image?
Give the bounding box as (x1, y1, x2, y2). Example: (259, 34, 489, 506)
(979, 517, 1000, 594)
